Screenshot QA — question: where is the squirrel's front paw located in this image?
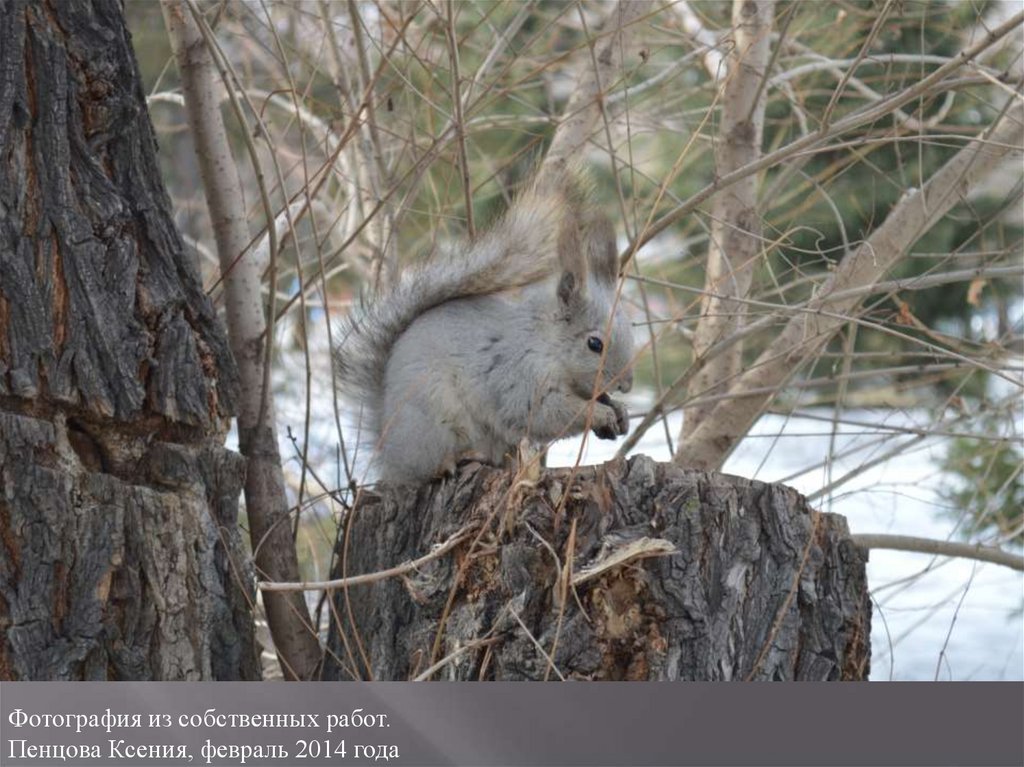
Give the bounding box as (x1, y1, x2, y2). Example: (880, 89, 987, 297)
(592, 393, 629, 440)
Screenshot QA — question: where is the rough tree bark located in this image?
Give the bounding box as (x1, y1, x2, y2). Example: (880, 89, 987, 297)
(0, 0, 258, 680)
(323, 457, 869, 681)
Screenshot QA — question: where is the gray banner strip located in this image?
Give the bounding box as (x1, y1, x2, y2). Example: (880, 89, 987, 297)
(1, 682, 1021, 766)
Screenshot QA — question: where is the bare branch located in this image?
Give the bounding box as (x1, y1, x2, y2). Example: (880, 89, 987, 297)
(852, 535, 1024, 572)
(539, 0, 652, 181)
(682, 0, 775, 444)
(674, 2, 727, 77)
(622, 10, 1024, 262)
(674, 98, 1024, 470)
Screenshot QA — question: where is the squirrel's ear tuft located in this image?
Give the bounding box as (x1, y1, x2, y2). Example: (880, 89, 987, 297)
(584, 214, 619, 285)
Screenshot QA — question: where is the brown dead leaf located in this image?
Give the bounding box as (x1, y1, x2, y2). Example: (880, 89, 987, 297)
(893, 298, 916, 326)
(967, 277, 986, 307)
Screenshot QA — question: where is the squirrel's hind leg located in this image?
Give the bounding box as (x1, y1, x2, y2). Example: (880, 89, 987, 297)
(377, 403, 461, 485)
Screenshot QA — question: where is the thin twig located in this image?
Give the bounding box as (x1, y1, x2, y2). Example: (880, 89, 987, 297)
(260, 524, 478, 592)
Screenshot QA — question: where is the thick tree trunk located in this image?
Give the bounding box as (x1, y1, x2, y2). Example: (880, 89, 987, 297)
(323, 456, 870, 681)
(0, 0, 258, 679)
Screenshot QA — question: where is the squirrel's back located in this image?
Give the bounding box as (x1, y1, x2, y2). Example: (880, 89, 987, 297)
(334, 171, 588, 439)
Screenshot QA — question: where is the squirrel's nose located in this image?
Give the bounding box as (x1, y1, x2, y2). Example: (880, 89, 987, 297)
(617, 371, 633, 394)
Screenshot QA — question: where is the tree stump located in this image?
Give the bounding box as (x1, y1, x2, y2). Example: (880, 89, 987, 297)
(324, 456, 870, 681)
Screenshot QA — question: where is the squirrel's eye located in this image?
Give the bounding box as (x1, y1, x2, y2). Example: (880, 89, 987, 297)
(587, 336, 604, 354)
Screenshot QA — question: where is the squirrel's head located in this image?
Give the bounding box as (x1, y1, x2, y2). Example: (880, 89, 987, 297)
(552, 213, 634, 400)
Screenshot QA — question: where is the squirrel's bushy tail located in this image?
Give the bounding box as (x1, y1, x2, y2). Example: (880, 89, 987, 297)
(334, 169, 588, 435)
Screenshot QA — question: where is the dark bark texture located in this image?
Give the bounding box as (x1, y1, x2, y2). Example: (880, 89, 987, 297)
(0, 0, 257, 679)
(324, 457, 870, 681)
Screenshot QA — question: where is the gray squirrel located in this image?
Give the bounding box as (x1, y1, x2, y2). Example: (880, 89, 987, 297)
(335, 170, 634, 485)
